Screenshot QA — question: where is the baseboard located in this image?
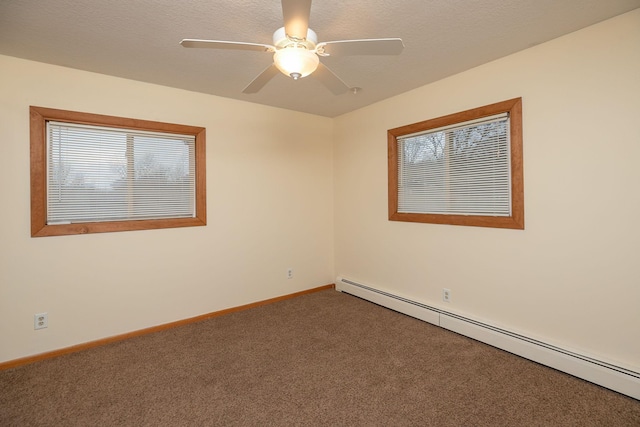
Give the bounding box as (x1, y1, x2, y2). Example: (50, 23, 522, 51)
(0, 284, 335, 371)
(335, 277, 640, 400)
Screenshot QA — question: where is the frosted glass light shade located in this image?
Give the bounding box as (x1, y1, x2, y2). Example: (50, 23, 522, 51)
(273, 47, 319, 79)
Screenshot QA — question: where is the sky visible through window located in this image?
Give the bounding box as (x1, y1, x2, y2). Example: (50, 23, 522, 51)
(48, 124, 192, 191)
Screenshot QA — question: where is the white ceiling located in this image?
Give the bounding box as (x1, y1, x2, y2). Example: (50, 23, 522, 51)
(1, 0, 638, 117)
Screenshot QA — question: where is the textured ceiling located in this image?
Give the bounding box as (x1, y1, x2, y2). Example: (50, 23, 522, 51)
(1, 0, 638, 117)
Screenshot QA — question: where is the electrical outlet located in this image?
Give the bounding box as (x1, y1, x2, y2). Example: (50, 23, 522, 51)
(34, 312, 48, 330)
(287, 268, 294, 279)
(443, 288, 451, 303)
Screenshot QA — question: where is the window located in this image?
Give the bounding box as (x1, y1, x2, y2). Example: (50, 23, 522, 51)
(388, 98, 523, 229)
(30, 106, 206, 237)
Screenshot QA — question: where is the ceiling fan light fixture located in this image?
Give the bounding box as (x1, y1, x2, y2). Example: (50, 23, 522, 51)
(181, 3, 403, 95)
(273, 46, 319, 79)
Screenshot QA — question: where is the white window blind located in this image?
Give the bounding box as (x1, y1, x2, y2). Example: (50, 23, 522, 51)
(47, 121, 196, 224)
(397, 113, 511, 216)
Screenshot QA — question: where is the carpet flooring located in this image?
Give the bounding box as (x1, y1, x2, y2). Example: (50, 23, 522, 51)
(1, 289, 639, 426)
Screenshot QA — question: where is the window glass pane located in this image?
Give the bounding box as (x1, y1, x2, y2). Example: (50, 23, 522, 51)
(47, 122, 196, 224)
(397, 116, 510, 216)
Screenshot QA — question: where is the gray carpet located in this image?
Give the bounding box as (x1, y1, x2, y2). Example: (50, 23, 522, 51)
(1, 289, 639, 426)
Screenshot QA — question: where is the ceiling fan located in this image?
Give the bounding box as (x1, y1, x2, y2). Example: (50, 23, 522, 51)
(180, 0, 404, 95)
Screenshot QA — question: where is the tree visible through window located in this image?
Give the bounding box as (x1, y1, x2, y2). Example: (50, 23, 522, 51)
(30, 107, 206, 237)
(388, 98, 523, 229)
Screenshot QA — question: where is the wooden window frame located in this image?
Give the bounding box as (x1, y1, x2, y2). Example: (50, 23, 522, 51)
(30, 106, 207, 237)
(387, 98, 524, 229)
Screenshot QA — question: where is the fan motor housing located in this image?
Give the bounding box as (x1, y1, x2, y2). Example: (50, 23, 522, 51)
(273, 27, 318, 50)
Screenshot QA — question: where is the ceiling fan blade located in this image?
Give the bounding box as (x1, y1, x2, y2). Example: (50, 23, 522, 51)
(242, 64, 280, 94)
(313, 63, 349, 95)
(317, 38, 404, 56)
(181, 39, 275, 52)
(281, 0, 311, 40)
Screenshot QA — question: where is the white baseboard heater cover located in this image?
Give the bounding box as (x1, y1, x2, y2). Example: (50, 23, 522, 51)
(335, 277, 640, 400)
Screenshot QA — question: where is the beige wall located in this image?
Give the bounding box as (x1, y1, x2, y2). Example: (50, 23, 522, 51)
(334, 9, 640, 371)
(0, 56, 334, 363)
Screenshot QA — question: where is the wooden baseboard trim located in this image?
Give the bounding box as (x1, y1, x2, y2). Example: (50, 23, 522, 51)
(0, 284, 335, 371)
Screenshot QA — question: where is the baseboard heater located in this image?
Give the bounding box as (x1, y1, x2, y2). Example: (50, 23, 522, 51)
(336, 277, 640, 400)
